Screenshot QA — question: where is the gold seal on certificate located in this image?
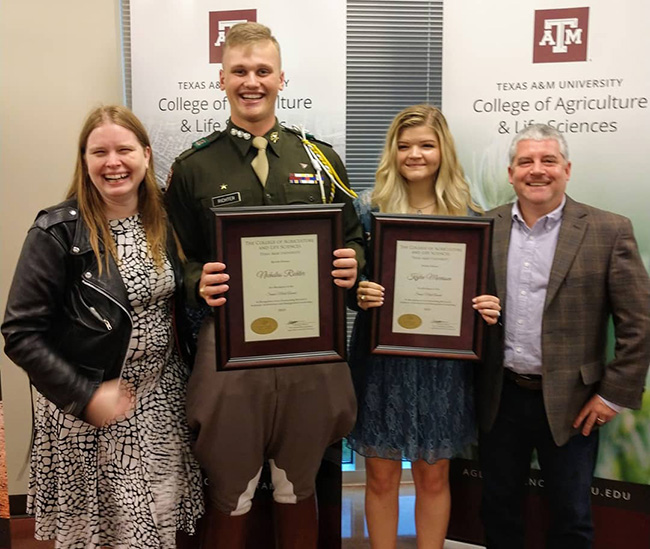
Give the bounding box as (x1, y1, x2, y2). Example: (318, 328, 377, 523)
(251, 317, 279, 335)
(397, 314, 422, 330)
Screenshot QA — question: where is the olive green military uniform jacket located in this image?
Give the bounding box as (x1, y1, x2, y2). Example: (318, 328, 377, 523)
(165, 119, 365, 304)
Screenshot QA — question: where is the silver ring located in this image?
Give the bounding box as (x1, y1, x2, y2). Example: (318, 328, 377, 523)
(596, 417, 605, 424)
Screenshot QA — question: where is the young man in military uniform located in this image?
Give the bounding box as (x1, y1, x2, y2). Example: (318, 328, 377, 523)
(165, 22, 364, 548)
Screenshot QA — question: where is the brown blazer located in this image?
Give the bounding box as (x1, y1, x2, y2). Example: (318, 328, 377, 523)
(477, 196, 650, 446)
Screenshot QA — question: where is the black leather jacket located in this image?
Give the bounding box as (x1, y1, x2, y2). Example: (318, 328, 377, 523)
(2, 199, 193, 419)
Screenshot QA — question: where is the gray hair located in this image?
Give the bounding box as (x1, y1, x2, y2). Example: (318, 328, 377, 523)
(508, 123, 569, 165)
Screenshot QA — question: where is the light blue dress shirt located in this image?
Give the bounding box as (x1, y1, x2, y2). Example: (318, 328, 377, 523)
(504, 198, 565, 375)
(503, 197, 620, 412)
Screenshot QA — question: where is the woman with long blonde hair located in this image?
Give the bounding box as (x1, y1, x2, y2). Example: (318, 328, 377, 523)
(348, 105, 500, 548)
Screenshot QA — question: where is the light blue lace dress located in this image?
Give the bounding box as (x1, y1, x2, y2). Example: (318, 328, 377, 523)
(347, 190, 476, 463)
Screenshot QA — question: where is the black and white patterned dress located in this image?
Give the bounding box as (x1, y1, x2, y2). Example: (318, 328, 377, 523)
(28, 215, 204, 549)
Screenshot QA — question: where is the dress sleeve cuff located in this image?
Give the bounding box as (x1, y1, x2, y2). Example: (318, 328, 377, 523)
(597, 394, 624, 413)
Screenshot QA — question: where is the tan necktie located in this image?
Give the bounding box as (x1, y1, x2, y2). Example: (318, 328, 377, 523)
(251, 136, 269, 186)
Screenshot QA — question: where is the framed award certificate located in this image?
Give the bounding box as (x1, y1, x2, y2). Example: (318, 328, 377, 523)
(211, 204, 346, 370)
(369, 214, 493, 361)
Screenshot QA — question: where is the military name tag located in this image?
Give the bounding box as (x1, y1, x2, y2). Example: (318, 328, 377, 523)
(212, 192, 242, 207)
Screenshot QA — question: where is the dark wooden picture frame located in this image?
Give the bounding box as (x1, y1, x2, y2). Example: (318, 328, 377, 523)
(211, 204, 346, 371)
(370, 214, 493, 361)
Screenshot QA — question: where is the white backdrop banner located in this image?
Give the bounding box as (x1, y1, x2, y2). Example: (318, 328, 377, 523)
(130, 0, 346, 184)
(442, 0, 650, 264)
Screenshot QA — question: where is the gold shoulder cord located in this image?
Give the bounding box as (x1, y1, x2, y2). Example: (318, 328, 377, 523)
(294, 126, 358, 203)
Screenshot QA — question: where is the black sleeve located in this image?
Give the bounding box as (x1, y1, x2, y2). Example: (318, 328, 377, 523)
(2, 227, 97, 417)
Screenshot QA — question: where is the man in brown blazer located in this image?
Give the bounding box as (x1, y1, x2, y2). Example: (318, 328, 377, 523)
(476, 123, 650, 549)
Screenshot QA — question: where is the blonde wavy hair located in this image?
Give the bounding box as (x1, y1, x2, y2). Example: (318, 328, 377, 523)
(372, 104, 481, 216)
(66, 105, 168, 272)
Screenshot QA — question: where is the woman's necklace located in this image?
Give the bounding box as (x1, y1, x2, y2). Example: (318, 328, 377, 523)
(409, 200, 436, 215)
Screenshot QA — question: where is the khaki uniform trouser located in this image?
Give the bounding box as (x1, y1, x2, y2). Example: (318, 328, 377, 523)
(186, 316, 356, 515)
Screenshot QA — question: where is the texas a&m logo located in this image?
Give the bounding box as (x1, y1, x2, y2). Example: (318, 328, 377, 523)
(209, 9, 257, 64)
(533, 7, 589, 63)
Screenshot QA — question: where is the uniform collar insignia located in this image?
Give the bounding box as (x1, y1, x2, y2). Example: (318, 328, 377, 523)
(226, 119, 283, 157)
(263, 120, 284, 157)
(229, 126, 251, 141)
(226, 119, 255, 158)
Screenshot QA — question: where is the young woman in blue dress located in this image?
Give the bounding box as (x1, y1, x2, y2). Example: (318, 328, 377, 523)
(348, 104, 500, 549)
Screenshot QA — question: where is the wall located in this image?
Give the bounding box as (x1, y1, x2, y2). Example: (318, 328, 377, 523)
(0, 0, 124, 497)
